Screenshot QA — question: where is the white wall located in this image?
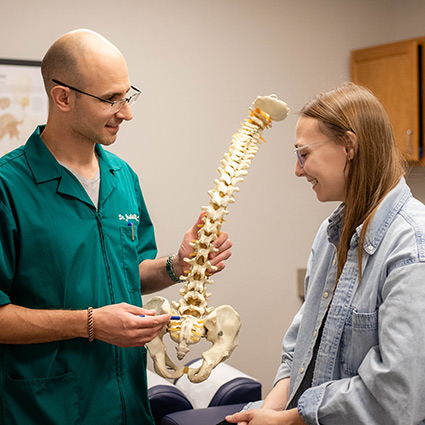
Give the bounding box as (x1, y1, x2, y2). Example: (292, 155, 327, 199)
(1, 0, 425, 396)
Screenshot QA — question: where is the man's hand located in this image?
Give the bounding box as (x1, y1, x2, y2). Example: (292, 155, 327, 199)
(174, 212, 233, 277)
(139, 212, 232, 294)
(93, 302, 170, 347)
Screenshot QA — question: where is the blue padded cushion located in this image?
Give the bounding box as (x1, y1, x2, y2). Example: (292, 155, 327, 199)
(160, 403, 246, 425)
(209, 377, 261, 407)
(148, 385, 193, 425)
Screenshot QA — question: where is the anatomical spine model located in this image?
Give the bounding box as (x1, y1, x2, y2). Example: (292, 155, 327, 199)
(145, 95, 289, 383)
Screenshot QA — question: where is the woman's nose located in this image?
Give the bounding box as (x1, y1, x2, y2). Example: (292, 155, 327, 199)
(295, 160, 304, 177)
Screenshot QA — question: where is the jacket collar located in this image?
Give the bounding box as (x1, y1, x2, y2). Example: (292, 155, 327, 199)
(25, 125, 122, 206)
(327, 178, 411, 254)
(25, 125, 63, 184)
(357, 177, 411, 254)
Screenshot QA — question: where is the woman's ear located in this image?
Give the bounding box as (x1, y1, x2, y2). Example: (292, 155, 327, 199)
(50, 86, 72, 112)
(344, 131, 357, 161)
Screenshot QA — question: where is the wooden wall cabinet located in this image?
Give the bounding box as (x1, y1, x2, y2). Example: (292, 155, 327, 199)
(351, 37, 425, 163)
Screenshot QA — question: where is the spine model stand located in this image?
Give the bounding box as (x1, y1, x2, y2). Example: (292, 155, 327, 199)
(145, 95, 289, 383)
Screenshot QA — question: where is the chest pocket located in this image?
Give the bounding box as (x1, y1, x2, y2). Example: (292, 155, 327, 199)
(340, 307, 379, 376)
(120, 224, 140, 293)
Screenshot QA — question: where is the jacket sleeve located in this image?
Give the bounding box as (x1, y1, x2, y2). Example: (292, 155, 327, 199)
(273, 303, 304, 386)
(0, 199, 16, 305)
(273, 242, 316, 387)
(298, 262, 425, 425)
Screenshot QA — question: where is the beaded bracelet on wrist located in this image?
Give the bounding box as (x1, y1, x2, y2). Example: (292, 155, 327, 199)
(87, 307, 95, 342)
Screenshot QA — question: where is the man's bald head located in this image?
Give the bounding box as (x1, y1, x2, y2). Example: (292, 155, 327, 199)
(41, 29, 125, 99)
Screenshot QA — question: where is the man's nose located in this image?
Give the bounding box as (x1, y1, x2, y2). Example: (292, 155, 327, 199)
(116, 102, 133, 121)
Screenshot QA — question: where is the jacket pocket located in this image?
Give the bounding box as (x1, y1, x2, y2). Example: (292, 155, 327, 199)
(120, 224, 140, 292)
(3, 371, 81, 425)
(340, 307, 379, 376)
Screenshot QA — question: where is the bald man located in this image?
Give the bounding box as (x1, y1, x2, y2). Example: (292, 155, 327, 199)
(0, 29, 232, 424)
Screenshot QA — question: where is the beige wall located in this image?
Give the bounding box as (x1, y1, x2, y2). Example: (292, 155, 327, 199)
(2, 0, 425, 395)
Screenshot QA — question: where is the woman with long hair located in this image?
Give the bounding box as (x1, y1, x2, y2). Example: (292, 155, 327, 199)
(227, 83, 425, 424)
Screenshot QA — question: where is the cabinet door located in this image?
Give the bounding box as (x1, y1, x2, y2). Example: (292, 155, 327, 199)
(351, 40, 420, 161)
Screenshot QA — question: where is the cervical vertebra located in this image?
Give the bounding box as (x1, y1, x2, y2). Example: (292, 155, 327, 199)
(145, 95, 289, 383)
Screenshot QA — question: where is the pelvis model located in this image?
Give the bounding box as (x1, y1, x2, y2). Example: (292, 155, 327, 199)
(145, 95, 290, 383)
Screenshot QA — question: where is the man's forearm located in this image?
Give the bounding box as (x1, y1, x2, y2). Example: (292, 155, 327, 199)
(0, 304, 87, 344)
(139, 256, 182, 295)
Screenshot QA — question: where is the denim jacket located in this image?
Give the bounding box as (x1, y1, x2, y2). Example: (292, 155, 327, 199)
(274, 178, 425, 425)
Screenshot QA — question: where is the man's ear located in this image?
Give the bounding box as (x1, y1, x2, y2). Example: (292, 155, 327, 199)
(344, 131, 357, 161)
(50, 86, 72, 112)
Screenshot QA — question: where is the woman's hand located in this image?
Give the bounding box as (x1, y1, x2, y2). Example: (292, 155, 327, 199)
(225, 407, 307, 425)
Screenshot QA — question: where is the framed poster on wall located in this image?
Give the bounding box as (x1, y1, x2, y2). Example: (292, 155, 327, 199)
(0, 59, 48, 156)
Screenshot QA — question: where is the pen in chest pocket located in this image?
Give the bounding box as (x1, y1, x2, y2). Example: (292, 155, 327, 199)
(128, 222, 134, 240)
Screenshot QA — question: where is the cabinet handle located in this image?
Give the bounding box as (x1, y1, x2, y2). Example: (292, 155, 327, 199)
(406, 129, 413, 155)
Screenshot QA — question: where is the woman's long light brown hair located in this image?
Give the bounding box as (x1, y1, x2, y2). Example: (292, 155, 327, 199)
(300, 83, 407, 281)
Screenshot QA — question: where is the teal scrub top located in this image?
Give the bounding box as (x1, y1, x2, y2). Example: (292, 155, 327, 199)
(0, 126, 157, 425)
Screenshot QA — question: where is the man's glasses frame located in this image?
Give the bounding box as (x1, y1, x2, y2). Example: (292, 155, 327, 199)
(52, 79, 141, 113)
